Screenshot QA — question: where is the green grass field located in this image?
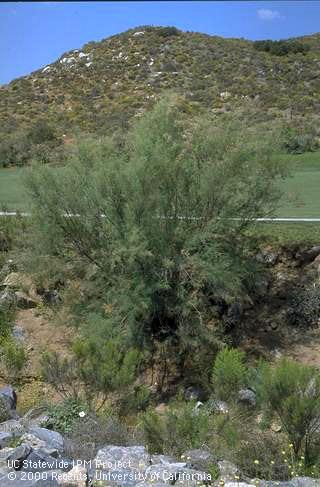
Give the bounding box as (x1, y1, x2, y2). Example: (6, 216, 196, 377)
(278, 151, 320, 218)
(1, 151, 320, 216)
(0, 167, 29, 211)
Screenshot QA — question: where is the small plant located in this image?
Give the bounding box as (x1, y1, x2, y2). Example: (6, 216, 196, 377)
(41, 319, 141, 410)
(0, 338, 27, 381)
(43, 398, 87, 435)
(288, 283, 320, 328)
(64, 411, 129, 460)
(139, 401, 210, 455)
(212, 348, 248, 401)
(0, 309, 12, 339)
(259, 358, 320, 465)
(118, 384, 151, 416)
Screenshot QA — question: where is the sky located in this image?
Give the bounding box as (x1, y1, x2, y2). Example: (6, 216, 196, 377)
(1, 1, 320, 85)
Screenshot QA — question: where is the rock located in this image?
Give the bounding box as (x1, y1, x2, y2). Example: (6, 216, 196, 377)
(0, 260, 16, 278)
(15, 291, 38, 309)
(145, 463, 210, 486)
(29, 428, 64, 452)
(0, 289, 15, 309)
(151, 454, 177, 465)
(0, 419, 25, 436)
(254, 276, 270, 298)
(20, 449, 72, 472)
(57, 465, 88, 486)
(221, 483, 254, 487)
(291, 479, 319, 487)
(207, 398, 229, 414)
(295, 245, 320, 264)
(42, 290, 61, 306)
(20, 433, 47, 450)
(218, 460, 242, 482)
(154, 403, 167, 415)
(238, 389, 257, 408)
(6, 443, 32, 469)
(0, 469, 61, 486)
(21, 406, 49, 429)
(136, 484, 167, 487)
(256, 250, 279, 266)
(0, 386, 17, 410)
(224, 302, 242, 329)
(94, 445, 150, 471)
(193, 401, 204, 414)
(184, 386, 204, 402)
(271, 421, 282, 433)
(260, 479, 318, 487)
(1, 272, 24, 288)
(12, 325, 25, 344)
(0, 432, 14, 448)
(182, 448, 216, 472)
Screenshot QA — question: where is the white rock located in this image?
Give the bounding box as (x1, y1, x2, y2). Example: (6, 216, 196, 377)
(220, 91, 231, 99)
(78, 52, 86, 58)
(133, 31, 145, 36)
(85, 62, 93, 67)
(42, 66, 51, 73)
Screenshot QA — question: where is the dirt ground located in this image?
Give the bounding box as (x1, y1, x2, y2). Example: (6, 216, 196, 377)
(4, 308, 76, 414)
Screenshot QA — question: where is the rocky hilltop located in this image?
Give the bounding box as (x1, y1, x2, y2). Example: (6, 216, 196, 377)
(1, 26, 320, 139)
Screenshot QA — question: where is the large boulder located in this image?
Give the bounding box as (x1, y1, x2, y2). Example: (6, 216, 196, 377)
(207, 397, 229, 414)
(6, 443, 32, 469)
(184, 386, 204, 402)
(0, 419, 25, 436)
(217, 460, 242, 482)
(260, 478, 318, 486)
(28, 428, 64, 452)
(58, 465, 88, 486)
(182, 448, 216, 472)
(238, 389, 257, 408)
(0, 386, 17, 410)
(145, 463, 210, 486)
(20, 449, 72, 473)
(0, 289, 15, 310)
(14, 291, 38, 309)
(42, 290, 61, 306)
(256, 249, 279, 266)
(0, 432, 14, 449)
(295, 245, 320, 264)
(0, 469, 61, 486)
(0, 387, 18, 421)
(95, 445, 150, 471)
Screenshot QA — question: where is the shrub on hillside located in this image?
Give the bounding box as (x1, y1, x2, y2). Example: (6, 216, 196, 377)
(41, 315, 141, 409)
(43, 397, 87, 435)
(259, 358, 320, 465)
(212, 348, 248, 401)
(64, 410, 129, 460)
(253, 39, 310, 56)
(139, 401, 210, 455)
(288, 283, 320, 327)
(26, 97, 285, 380)
(0, 338, 27, 382)
(282, 126, 319, 154)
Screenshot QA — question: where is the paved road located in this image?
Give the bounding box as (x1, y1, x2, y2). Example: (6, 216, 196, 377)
(1, 212, 320, 222)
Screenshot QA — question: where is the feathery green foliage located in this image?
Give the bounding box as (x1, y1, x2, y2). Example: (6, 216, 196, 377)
(27, 97, 284, 370)
(259, 358, 320, 464)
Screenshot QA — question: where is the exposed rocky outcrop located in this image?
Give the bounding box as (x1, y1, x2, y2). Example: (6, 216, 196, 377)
(0, 387, 317, 486)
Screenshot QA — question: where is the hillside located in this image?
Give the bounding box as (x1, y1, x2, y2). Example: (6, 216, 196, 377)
(1, 26, 320, 139)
